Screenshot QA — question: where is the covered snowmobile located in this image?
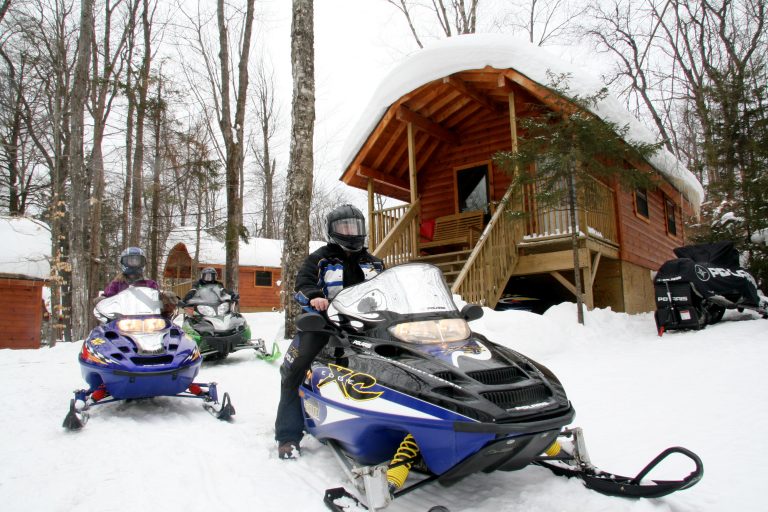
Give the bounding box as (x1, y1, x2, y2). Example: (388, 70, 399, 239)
(177, 283, 280, 361)
(62, 286, 235, 430)
(654, 241, 767, 334)
(295, 263, 703, 511)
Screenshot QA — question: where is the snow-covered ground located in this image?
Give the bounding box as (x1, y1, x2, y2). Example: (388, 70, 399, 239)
(1, 303, 766, 512)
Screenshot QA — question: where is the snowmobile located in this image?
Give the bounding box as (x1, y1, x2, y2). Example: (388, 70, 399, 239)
(62, 286, 235, 430)
(294, 263, 703, 511)
(654, 241, 768, 335)
(177, 284, 280, 361)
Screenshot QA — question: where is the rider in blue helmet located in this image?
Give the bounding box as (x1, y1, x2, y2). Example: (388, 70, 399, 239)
(103, 247, 159, 297)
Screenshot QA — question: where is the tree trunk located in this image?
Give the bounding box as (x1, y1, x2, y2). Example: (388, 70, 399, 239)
(68, 0, 95, 341)
(568, 169, 584, 325)
(129, 0, 152, 246)
(216, 0, 256, 292)
(149, 75, 163, 281)
(282, 0, 315, 337)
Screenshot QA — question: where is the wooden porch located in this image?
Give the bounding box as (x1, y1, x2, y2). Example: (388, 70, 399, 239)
(368, 176, 620, 310)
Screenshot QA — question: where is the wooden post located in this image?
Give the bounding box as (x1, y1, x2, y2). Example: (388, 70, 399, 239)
(407, 122, 418, 258)
(508, 91, 518, 153)
(367, 178, 375, 251)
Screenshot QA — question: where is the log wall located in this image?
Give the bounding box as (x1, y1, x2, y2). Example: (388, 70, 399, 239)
(0, 278, 44, 349)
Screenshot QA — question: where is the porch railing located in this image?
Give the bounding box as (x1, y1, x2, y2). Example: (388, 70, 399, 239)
(452, 185, 524, 307)
(371, 199, 420, 268)
(521, 176, 617, 244)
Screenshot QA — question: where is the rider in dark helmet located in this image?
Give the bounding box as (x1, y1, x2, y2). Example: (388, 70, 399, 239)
(103, 247, 159, 297)
(200, 267, 218, 284)
(274, 204, 384, 459)
(182, 267, 238, 305)
(326, 203, 367, 252)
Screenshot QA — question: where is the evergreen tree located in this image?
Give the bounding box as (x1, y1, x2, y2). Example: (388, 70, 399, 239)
(494, 73, 662, 324)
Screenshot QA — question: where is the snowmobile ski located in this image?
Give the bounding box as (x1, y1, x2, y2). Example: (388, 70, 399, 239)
(323, 487, 367, 512)
(253, 338, 282, 362)
(534, 428, 703, 498)
(203, 390, 236, 421)
(62, 398, 87, 430)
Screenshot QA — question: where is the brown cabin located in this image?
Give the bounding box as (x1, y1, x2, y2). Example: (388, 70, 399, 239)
(0, 217, 51, 349)
(162, 227, 324, 312)
(339, 35, 703, 314)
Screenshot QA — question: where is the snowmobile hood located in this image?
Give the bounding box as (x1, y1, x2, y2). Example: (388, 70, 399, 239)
(316, 263, 573, 425)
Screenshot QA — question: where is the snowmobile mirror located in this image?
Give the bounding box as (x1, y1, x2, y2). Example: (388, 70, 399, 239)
(296, 312, 327, 332)
(461, 304, 483, 322)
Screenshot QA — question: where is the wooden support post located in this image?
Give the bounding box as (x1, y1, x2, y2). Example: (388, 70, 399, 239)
(407, 122, 419, 258)
(584, 252, 594, 310)
(367, 179, 375, 251)
(508, 91, 518, 153)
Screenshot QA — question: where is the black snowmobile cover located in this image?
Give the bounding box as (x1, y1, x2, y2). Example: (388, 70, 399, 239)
(655, 241, 761, 307)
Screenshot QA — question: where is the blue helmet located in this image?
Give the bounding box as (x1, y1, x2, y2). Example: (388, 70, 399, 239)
(120, 247, 146, 277)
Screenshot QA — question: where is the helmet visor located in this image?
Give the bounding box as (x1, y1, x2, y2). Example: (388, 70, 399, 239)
(330, 218, 365, 237)
(121, 254, 145, 268)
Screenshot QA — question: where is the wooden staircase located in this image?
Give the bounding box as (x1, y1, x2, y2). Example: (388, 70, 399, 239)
(416, 249, 472, 288)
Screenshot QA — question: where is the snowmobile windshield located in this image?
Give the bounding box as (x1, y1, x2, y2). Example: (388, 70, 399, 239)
(328, 263, 457, 320)
(186, 284, 229, 305)
(94, 286, 162, 322)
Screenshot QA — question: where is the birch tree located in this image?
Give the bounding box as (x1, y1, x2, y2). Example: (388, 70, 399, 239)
(281, 0, 315, 337)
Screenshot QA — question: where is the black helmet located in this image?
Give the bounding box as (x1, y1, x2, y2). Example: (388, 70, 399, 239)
(327, 204, 366, 252)
(120, 247, 146, 277)
(200, 267, 217, 284)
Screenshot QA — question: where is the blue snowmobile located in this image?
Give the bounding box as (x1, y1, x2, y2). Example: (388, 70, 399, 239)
(62, 286, 235, 430)
(295, 263, 703, 511)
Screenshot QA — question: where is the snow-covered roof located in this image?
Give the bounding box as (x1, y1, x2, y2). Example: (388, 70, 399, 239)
(0, 216, 51, 280)
(340, 33, 704, 211)
(164, 226, 326, 268)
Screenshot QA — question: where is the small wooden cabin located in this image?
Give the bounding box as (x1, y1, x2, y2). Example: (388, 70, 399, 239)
(0, 217, 51, 349)
(339, 34, 704, 313)
(162, 227, 324, 312)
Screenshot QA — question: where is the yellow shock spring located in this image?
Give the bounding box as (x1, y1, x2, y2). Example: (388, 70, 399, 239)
(386, 433, 420, 490)
(544, 441, 561, 457)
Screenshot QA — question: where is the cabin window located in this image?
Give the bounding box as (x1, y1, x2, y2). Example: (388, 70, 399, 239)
(255, 271, 272, 287)
(455, 164, 491, 214)
(664, 197, 677, 236)
(634, 188, 649, 219)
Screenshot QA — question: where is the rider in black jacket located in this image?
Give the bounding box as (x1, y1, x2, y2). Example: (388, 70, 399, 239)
(275, 204, 384, 459)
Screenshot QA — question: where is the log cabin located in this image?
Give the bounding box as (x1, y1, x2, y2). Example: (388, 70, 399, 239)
(0, 216, 50, 349)
(162, 226, 324, 311)
(339, 34, 704, 313)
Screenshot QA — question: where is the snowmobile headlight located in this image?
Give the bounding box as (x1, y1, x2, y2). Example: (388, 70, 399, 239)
(389, 318, 471, 344)
(117, 318, 167, 333)
(217, 302, 230, 315)
(197, 305, 216, 316)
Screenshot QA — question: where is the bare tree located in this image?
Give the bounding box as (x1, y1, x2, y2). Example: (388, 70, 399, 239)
(68, 0, 95, 340)
(495, 0, 587, 46)
(386, 0, 478, 48)
(88, 0, 137, 311)
(281, 0, 315, 337)
(128, 0, 154, 246)
(215, 0, 256, 292)
(250, 63, 280, 239)
(582, 0, 675, 152)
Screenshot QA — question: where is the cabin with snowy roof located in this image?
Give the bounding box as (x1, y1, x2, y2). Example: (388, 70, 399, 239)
(0, 216, 51, 349)
(339, 34, 704, 313)
(162, 227, 324, 311)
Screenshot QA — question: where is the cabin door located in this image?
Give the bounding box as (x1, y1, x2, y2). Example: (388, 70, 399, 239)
(456, 163, 491, 215)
